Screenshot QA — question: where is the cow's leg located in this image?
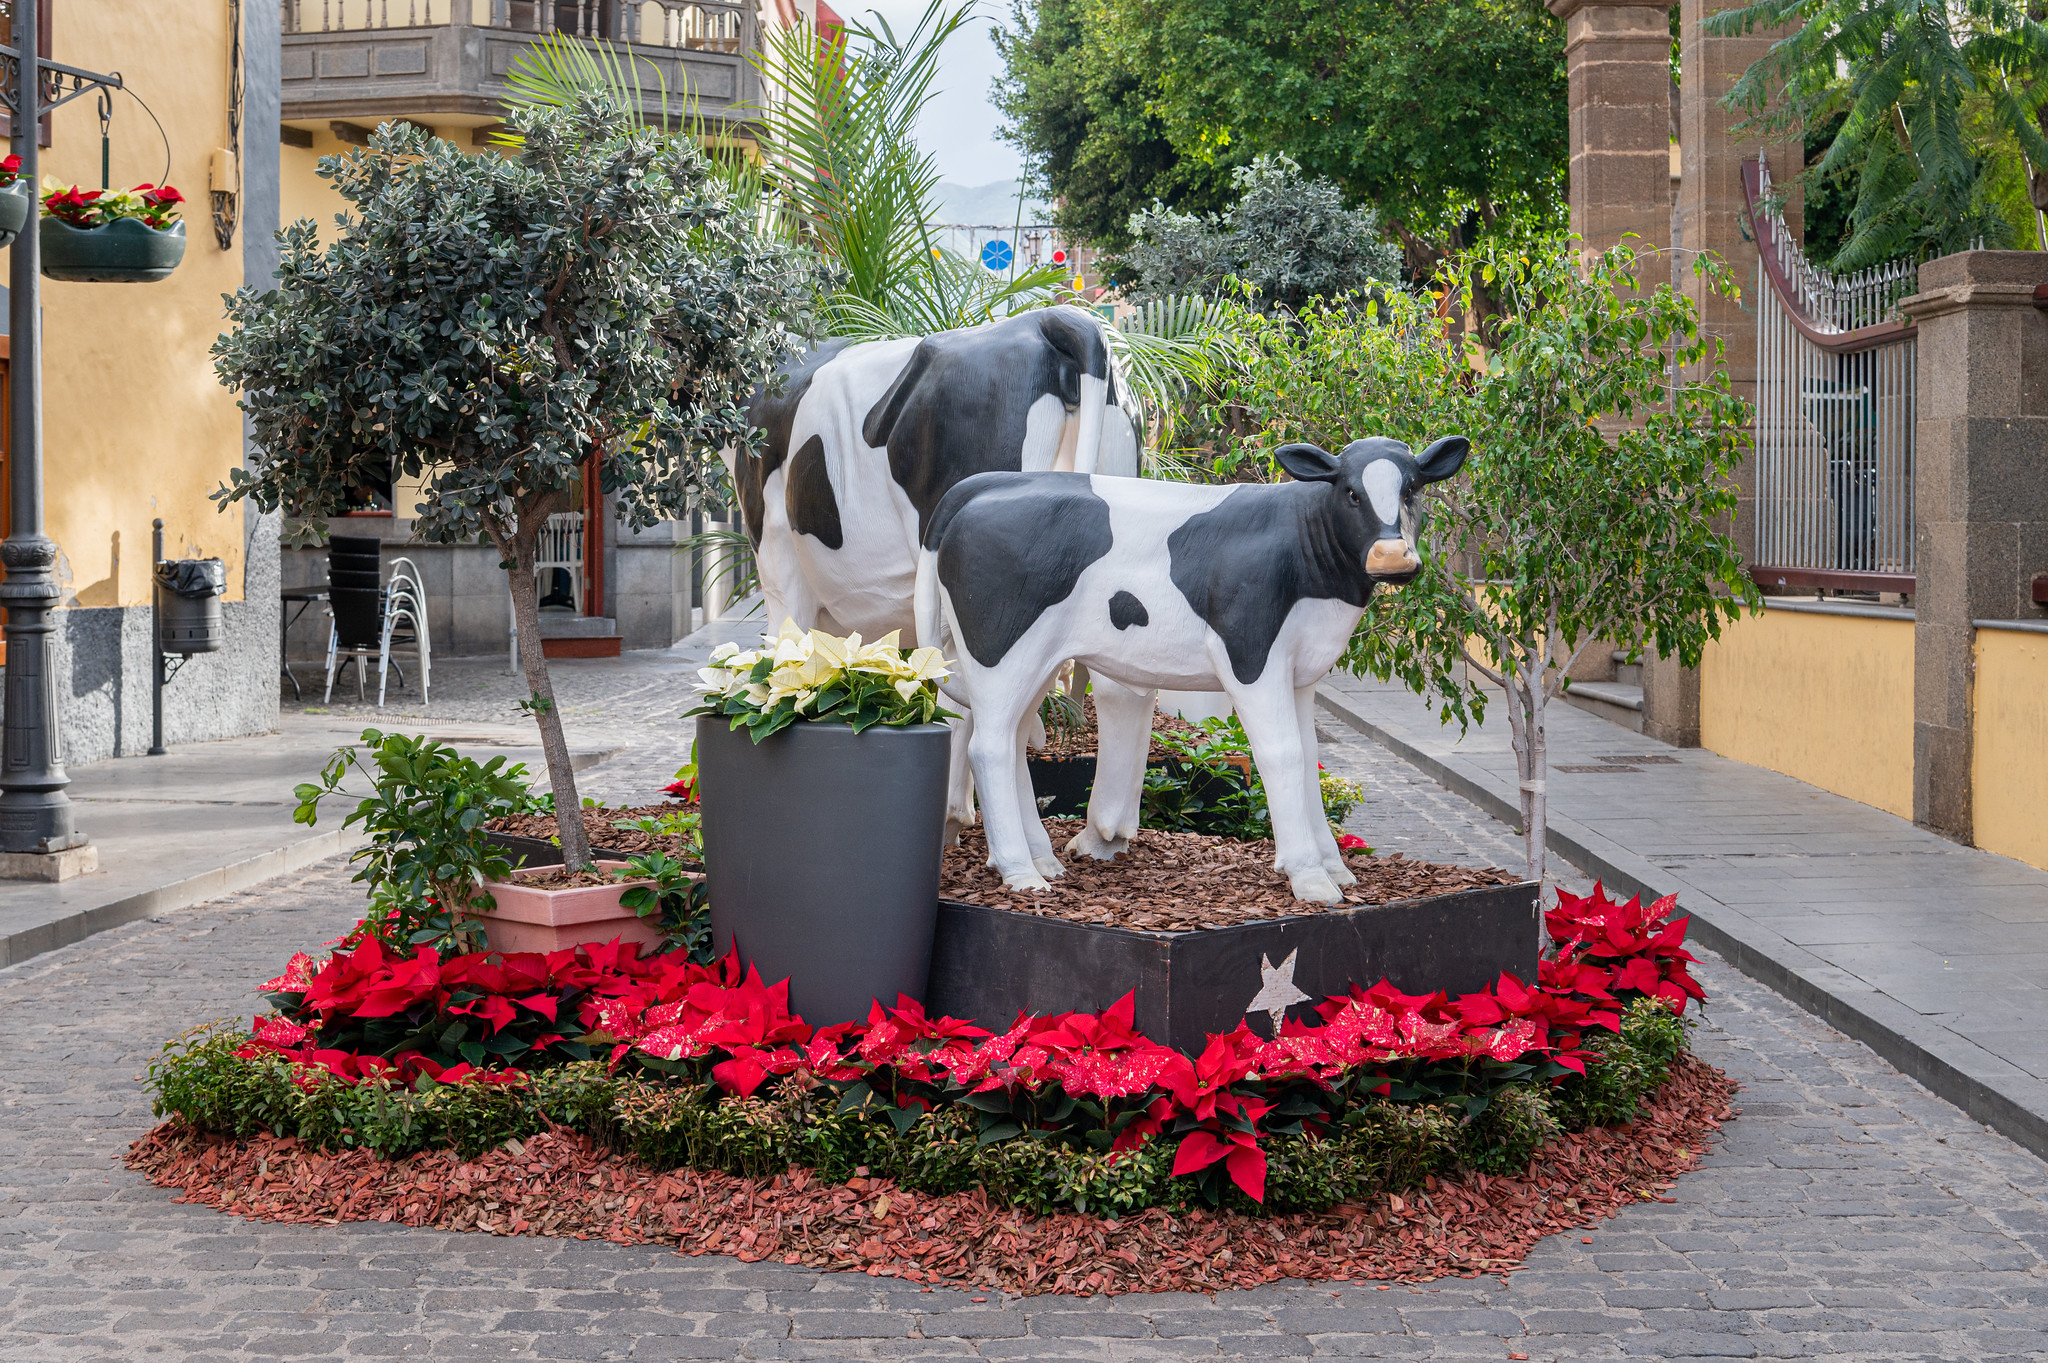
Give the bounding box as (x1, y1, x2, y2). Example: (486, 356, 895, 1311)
(1012, 700, 1065, 880)
(965, 667, 1057, 891)
(943, 703, 977, 845)
(1296, 683, 1354, 885)
(754, 525, 820, 635)
(1219, 672, 1343, 904)
(1068, 674, 1155, 861)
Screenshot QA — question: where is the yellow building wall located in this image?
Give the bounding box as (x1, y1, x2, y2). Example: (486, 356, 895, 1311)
(41, 4, 246, 607)
(1972, 628, 2048, 871)
(1700, 608, 1915, 818)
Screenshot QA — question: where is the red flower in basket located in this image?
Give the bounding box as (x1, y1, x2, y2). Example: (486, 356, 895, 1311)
(0, 154, 21, 187)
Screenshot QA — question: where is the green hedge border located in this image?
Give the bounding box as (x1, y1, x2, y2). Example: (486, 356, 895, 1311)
(149, 1001, 1688, 1217)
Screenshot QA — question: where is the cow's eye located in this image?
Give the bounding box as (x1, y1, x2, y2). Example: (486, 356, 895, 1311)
(1347, 489, 1360, 506)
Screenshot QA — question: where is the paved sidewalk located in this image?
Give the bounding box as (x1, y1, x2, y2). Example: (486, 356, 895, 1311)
(1317, 672, 2048, 1163)
(8, 608, 764, 973)
(4, 736, 2045, 1359)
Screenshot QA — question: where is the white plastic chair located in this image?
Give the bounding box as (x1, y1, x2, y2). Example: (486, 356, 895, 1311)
(510, 511, 585, 671)
(378, 556, 432, 707)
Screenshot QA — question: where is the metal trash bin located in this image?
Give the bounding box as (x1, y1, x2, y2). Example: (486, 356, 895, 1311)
(156, 558, 227, 655)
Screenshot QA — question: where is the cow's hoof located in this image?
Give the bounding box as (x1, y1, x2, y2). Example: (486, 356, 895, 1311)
(1003, 871, 1054, 892)
(1065, 825, 1130, 861)
(1325, 862, 1358, 886)
(1286, 868, 1345, 904)
(1032, 854, 1067, 880)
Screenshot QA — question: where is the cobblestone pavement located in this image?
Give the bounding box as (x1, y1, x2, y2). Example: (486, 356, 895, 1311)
(3, 695, 2046, 1361)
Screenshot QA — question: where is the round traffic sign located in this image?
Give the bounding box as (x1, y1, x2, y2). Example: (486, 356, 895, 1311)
(980, 239, 1014, 271)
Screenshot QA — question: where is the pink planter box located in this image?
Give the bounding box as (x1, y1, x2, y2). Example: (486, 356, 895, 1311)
(478, 861, 663, 956)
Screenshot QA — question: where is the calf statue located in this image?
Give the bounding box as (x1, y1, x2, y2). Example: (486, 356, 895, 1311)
(914, 435, 1470, 903)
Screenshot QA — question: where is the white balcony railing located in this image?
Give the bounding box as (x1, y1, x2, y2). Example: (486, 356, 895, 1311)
(282, 0, 747, 54)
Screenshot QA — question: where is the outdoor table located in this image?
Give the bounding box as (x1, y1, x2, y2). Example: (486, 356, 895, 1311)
(279, 588, 328, 701)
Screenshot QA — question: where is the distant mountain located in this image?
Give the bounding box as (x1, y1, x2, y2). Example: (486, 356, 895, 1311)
(932, 180, 1054, 227)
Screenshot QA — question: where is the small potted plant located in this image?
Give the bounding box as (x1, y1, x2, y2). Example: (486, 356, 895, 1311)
(39, 178, 187, 282)
(0, 156, 30, 248)
(691, 621, 954, 1024)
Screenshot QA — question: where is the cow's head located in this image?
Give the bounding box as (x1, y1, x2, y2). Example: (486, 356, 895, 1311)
(1275, 435, 1470, 585)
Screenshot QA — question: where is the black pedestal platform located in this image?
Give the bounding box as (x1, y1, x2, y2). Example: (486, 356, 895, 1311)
(924, 882, 1540, 1051)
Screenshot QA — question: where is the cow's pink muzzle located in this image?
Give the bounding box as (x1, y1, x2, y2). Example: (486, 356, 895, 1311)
(1365, 539, 1421, 578)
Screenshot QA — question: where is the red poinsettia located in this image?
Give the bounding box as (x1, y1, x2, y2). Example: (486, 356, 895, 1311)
(237, 883, 1709, 1203)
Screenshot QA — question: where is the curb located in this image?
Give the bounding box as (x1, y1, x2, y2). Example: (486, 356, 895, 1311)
(1316, 685, 2048, 1163)
(0, 829, 351, 970)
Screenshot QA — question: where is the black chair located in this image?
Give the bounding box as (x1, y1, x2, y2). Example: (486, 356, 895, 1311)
(321, 536, 412, 703)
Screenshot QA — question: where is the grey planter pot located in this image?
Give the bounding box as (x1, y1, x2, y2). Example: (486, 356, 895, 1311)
(0, 182, 30, 249)
(697, 717, 951, 1025)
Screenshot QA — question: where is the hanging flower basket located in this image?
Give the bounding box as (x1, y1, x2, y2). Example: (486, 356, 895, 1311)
(38, 180, 187, 283)
(40, 216, 186, 283)
(0, 159, 31, 249)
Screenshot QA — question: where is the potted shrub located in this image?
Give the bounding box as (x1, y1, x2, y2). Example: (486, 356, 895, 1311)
(691, 622, 954, 1025)
(39, 179, 187, 282)
(0, 156, 30, 249)
(293, 728, 668, 957)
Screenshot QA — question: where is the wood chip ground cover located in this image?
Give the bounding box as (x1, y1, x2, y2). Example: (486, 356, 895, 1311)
(941, 823, 1519, 931)
(488, 804, 695, 862)
(128, 1057, 1734, 1296)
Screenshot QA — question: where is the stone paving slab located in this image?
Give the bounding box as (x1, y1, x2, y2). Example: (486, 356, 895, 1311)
(1315, 672, 2048, 1164)
(1, 714, 2044, 1361)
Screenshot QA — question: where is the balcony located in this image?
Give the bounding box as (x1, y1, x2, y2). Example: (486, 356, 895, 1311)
(281, 1, 758, 130)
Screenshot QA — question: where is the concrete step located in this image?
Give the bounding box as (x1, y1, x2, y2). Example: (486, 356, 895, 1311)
(536, 614, 618, 639)
(1562, 679, 1644, 733)
(1609, 649, 1642, 688)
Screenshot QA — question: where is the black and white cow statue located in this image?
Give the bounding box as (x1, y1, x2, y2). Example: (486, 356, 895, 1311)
(734, 305, 1139, 642)
(914, 435, 1470, 903)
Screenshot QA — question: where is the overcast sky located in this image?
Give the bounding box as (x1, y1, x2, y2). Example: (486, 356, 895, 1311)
(852, 0, 1024, 186)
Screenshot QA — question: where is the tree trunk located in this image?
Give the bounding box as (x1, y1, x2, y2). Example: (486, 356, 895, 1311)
(1525, 673, 1549, 898)
(504, 510, 591, 870)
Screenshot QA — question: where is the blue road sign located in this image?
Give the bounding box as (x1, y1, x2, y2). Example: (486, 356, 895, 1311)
(980, 239, 1014, 271)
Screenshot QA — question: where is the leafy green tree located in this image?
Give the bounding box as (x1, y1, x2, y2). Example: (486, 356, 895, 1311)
(1122, 154, 1404, 311)
(213, 99, 815, 870)
(1216, 240, 1759, 885)
(998, 0, 1566, 269)
(1711, 0, 2048, 267)
(991, 0, 1239, 250)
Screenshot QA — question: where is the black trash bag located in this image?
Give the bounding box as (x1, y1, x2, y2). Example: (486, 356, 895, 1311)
(157, 558, 227, 599)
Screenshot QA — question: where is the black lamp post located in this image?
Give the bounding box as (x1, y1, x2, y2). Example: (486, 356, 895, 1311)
(0, 7, 121, 858)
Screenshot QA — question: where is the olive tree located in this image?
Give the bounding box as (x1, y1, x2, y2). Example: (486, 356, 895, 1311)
(214, 97, 816, 869)
(1221, 238, 1759, 887)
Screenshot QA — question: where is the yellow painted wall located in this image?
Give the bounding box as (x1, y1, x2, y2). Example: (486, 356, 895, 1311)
(1972, 628, 2048, 871)
(1700, 608, 1915, 818)
(41, 4, 246, 607)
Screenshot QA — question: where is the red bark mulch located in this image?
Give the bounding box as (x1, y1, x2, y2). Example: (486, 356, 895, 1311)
(941, 822, 1519, 932)
(1033, 695, 1202, 761)
(488, 804, 697, 863)
(125, 1057, 1736, 1296)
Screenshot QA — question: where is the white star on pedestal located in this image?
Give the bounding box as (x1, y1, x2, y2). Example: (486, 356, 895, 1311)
(1246, 948, 1311, 1035)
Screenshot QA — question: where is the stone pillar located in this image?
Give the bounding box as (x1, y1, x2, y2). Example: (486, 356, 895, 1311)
(1901, 252, 2048, 842)
(1642, 0, 1801, 747)
(1549, 0, 1674, 261)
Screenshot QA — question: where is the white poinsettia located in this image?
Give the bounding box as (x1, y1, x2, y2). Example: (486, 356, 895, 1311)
(689, 618, 955, 738)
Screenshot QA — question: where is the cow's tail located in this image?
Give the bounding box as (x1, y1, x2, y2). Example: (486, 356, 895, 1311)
(913, 546, 947, 660)
(1072, 358, 1110, 477)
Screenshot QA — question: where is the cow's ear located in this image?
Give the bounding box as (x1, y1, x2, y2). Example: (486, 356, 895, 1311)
(1415, 436, 1470, 484)
(1274, 443, 1341, 483)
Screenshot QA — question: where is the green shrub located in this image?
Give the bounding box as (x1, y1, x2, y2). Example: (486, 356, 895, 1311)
(1554, 999, 1690, 1131)
(146, 1013, 1689, 1215)
(1456, 1084, 1560, 1176)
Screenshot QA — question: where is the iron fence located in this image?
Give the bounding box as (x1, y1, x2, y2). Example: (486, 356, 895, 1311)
(1744, 157, 1918, 589)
